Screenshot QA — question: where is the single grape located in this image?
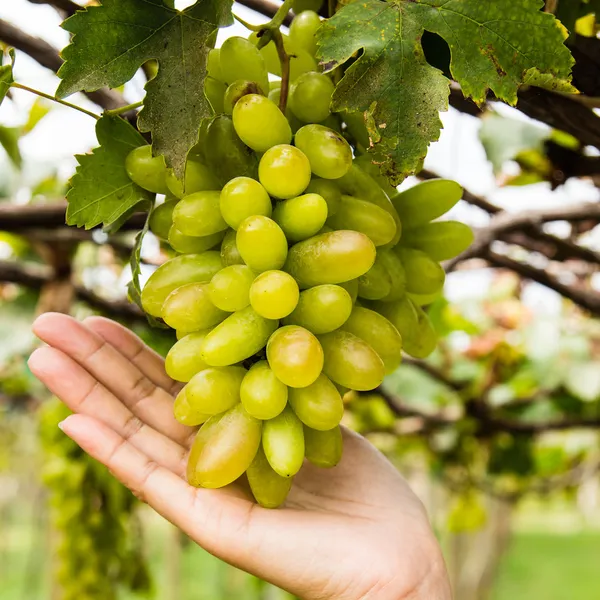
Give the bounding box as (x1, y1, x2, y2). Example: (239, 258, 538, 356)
(187, 404, 262, 489)
(396, 247, 445, 295)
(208, 264, 255, 312)
(204, 76, 226, 114)
(165, 160, 220, 199)
(292, 0, 323, 14)
(172, 191, 228, 238)
(305, 178, 341, 215)
(258, 144, 311, 199)
(376, 249, 407, 302)
(272, 193, 328, 242)
(185, 366, 246, 414)
(224, 79, 265, 114)
(219, 36, 269, 93)
(247, 445, 293, 508)
(304, 425, 343, 468)
(149, 199, 178, 240)
(400, 221, 474, 261)
(289, 10, 321, 56)
(220, 176, 272, 230)
(262, 406, 305, 478)
(408, 290, 442, 306)
(220, 228, 245, 266)
(294, 124, 352, 179)
(207, 48, 224, 82)
(236, 215, 288, 272)
(165, 331, 210, 382)
(173, 387, 211, 426)
(201, 306, 278, 366)
(288, 374, 343, 431)
(266, 325, 324, 388)
(240, 360, 288, 420)
(249, 270, 299, 319)
(282, 284, 352, 334)
(168, 226, 224, 255)
(232, 94, 292, 153)
(357, 255, 392, 300)
(125, 145, 169, 194)
(289, 72, 334, 123)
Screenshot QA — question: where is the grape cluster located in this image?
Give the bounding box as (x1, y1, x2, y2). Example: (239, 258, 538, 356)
(124, 10, 473, 508)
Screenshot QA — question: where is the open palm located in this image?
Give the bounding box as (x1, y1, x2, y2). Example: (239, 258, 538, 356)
(29, 313, 451, 600)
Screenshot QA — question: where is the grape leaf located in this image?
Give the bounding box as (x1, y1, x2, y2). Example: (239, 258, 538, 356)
(56, 0, 233, 178)
(0, 49, 15, 107)
(66, 115, 153, 230)
(317, 0, 574, 184)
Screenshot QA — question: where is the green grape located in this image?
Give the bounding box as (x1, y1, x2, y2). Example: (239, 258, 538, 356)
(168, 226, 224, 255)
(165, 331, 210, 382)
(249, 270, 299, 319)
(358, 256, 392, 300)
(262, 406, 305, 477)
(327, 195, 397, 247)
(292, 0, 323, 13)
(289, 72, 334, 123)
(207, 48, 224, 82)
(272, 193, 328, 242)
(172, 191, 228, 237)
(289, 10, 321, 56)
(141, 252, 222, 317)
(224, 79, 265, 114)
(340, 306, 402, 374)
(149, 199, 178, 240)
(204, 76, 226, 113)
(288, 373, 343, 430)
(162, 282, 228, 332)
(294, 124, 352, 179)
(391, 179, 463, 229)
(236, 215, 288, 272)
(208, 264, 255, 312)
(165, 160, 220, 198)
(185, 366, 246, 414)
(282, 284, 352, 334)
(408, 290, 442, 306)
(125, 145, 169, 194)
(247, 445, 292, 508)
(232, 94, 292, 152)
(396, 247, 445, 295)
(204, 115, 258, 185)
(201, 306, 278, 366)
(258, 144, 311, 199)
(318, 330, 385, 391)
(219, 36, 270, 95)
(354, 154, 398, 198)
(305, 178, 341, 215)
(284, 230, 376, 287)
(376, 249, 407, 302)
(408, 302, 438, 358)
(240, 360, 288, 420)
(339, 279, 359, 303)
(220, 228, 245, 266)
(173, 387, 211, 426)
(266, 325, 324, 388)
(268, 88, 304, 134)
(187, 404, 262, 488)
(220, 176, 272, 230)
(400, 221, 474, 261)
(304, 425, 343, 468)
(342, 111, 370, 150)
(251, 33, 317, 81)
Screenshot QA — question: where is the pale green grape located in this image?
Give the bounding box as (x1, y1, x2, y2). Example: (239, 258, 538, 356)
(220, 176, 272, 230)
(258, 144, 311, 199)
(208, 264, 255, 312)
(141, 252, 222, 317)
(232, 94, 292, 152)
(220, 229, 245, 266)
(247, 445, 292, 508)
(294, 124, 352, 179)
(400, 221, 474, 261)
(266, 325, 324, 388)
(284, 230, 376, 287)
(187, 404, 262, 488)
(162, 282, 228, 332)
(304, 425, 342, 468)
(224, 79, 265, 114)
(249, 270, 299, 319)
(204, 76, 226, 114)
(174, 387, 211, 427)
(168, 226, 225, 255)
(273, 193, 328, 242)
(186, 366, 246, 414)
(408, 290, 442, 306)
(289, 72, 334, 123)
(282, 284, 352, 334)
(288, 374, 343, 430)
(207, 48, 224, 82)
(172, 191, 228, 237)
(289, 10, 321, 56)
(165, 160, 220, 199)
(236, 215, 288, 272)
(262, 406, 305, 477)
(318, 330, 385, 391)
(250, 32, 317, 81)
(125, 145, 169, 194)
(376, 249, 407, 302)
(201, 306, 278, 366)
(149, 199, 178, 240)
(165, 331, 210, 382)
(396, 247, 445, 295)
(268, 88, 304, 134)
(240, 360, 288, 420)
(219, 36, 269, 93)
(358, 256, 392, 300)
(305, 178, 341, 215)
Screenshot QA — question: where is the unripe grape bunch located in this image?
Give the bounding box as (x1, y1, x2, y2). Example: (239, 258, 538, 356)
(124, 10, 473, 508)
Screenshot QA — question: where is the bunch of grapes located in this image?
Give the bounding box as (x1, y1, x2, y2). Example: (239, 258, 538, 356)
(124, 9, 473, 508)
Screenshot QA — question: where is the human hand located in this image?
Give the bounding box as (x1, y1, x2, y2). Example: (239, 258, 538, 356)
(29, 313, 451, 600)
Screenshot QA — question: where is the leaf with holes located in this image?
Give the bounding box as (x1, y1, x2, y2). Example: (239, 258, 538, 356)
(57, 0, 233, 177)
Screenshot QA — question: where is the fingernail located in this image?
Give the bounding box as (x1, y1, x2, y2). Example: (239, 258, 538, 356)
(58, 420, 66, 432)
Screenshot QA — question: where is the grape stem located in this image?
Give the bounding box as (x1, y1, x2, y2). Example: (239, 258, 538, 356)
(105, 101, 143, 117)
(10, 82, 100, 120)
(272, 30, 291, 113)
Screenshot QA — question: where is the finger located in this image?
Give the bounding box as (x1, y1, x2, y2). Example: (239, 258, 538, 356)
(84, 316, 180, 394)
(33, 313, 193, 447)
(29, 346, 189, 477)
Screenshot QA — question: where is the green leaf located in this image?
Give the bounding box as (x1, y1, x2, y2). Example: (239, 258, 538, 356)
(56, 0, 233, 177)
(0, 125, 22, 167)
(317, 0, 574, 183)
(66, 114, 153, 230)
(0, 49, 15, 107)
(22, 98, 51, 135)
